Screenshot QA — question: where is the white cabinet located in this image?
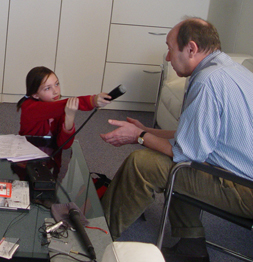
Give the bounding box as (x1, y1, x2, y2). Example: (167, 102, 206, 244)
(104, 25, 165, 111)
(103, 0, 210, 111)
(112, 0, 210, 27)
(2, 0, 112, 101)
(107, 25, 167, 65)
(3, 0, 61, 102)
(0, 0, 210, 111)
(55, 0, 112, 97)
(103, 63, 161, 111)
(0, 1, 9, 102)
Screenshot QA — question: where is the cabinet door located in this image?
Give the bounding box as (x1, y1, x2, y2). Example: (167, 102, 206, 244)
(103, 63, 161, 104)
(0, 1, 9, 98)
(107, 24, 168, 65)
(55, 0, 112, 97)
(112, 0, 210, 27)
(3, 0, 61, 96)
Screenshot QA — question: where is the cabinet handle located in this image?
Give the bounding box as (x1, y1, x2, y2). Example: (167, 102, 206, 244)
(148, 32, 167, 36)
(143, 70, 161, 74)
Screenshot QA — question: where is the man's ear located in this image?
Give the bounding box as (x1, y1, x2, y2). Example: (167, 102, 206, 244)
(187, 41, 198, 58)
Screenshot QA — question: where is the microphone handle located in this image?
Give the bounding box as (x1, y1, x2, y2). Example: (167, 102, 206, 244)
(105, 84, 126, 101)
(69, 210, 96, 260)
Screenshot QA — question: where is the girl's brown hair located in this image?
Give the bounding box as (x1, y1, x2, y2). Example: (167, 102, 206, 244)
(17, 66, 55, 111)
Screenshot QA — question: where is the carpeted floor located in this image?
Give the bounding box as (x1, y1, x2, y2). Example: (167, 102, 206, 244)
(0, 102, 252, 262)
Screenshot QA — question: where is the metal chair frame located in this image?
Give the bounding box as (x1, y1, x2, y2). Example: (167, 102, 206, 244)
(157, 161, 253, 262)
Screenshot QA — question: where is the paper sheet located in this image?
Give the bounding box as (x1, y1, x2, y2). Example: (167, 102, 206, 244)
(0, 237, 19, 259)
(0, 135, 48, 162)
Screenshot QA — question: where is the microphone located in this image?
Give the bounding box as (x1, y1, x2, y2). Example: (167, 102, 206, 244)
(51, 84, 126, 157)
(46, 221, 64, 233)
(105, 84, 126, 101)
(69, 208, 96, 260)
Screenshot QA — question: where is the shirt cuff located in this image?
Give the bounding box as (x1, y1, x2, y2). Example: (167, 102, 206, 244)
(172, 141, 191, 163)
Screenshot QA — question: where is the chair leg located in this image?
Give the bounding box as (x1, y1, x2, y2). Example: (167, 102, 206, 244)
(156, 172, 176, 249)
(206, 240, 253, 262)
(156, 162, 192, 249)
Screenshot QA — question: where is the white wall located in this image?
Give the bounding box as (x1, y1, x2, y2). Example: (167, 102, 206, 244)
(208, 0, 253, 56)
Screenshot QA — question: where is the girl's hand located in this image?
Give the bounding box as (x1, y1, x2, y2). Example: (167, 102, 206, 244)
(94, 93, 111, 108)
(64, 97, 79, 130)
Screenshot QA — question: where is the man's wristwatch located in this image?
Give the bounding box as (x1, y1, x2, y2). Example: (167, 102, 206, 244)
(137, 131, 147, 145)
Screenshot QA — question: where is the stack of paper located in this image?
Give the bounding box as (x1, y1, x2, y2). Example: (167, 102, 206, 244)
(0, 135, 49, 162)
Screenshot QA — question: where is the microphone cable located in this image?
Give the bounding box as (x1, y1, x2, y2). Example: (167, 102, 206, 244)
(50, 108, 98, 159)
(35, 108, 99, 206)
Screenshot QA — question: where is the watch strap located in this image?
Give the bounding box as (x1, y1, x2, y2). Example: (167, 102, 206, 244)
(139, 131, 147, 138)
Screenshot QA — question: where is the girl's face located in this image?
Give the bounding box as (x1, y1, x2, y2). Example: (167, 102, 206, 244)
(32, 73, 61, 102)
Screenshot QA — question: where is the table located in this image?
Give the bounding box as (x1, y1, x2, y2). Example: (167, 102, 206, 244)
(0, 137, 112, 261)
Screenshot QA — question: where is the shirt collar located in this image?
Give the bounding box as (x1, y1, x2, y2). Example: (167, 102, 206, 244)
(191, 50, 221, 78)
(181, 50, 222, 113)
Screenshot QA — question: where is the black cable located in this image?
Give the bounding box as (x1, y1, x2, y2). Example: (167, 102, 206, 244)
(51, 108, 98, 159)
(38, 109, 99, 259)
(56, 179, 72, 202)
(51, 108, 99, 203)
(2, 204, 33, 238)
(83, 171, 92, 216)
(49, 251, 94, 262)
(38, 221, 69, 241)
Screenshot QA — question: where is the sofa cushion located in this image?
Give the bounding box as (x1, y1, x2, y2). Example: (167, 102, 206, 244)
(242, 59, 253, 73)
(160, 78, 185, 120)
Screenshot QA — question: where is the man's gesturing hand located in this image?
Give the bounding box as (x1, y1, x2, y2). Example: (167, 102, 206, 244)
(100, 119, 143, 147)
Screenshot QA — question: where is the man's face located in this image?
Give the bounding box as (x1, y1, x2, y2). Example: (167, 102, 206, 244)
(165, 29, 191, 77)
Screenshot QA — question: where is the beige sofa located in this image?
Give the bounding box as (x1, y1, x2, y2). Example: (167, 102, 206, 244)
(156, 53, 253, 130)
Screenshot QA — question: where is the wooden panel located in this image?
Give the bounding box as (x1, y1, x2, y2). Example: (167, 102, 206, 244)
(55, 0, 112, 97)
(112, 0, 210, 27)
(3, 0, 61, 95)
(107, 24, 168, 65)
(0, 1, 9, 95)
(103, 63, 161, 104)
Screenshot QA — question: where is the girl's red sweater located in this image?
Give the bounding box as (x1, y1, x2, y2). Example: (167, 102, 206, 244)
(19, 96, 95, 149)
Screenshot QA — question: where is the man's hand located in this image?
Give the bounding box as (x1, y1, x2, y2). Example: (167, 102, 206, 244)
(100, 119, 143, 147)
(126, 117, 146, 130)
(101, 117, 174, 156)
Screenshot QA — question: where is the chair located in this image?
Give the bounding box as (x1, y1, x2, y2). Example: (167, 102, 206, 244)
(157, 161, 253, 261)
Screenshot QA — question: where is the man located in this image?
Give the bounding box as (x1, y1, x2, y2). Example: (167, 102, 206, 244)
(100, 18, 253, 262)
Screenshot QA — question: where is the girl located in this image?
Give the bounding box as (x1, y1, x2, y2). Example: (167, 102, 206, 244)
(17, 66, 111, 149)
